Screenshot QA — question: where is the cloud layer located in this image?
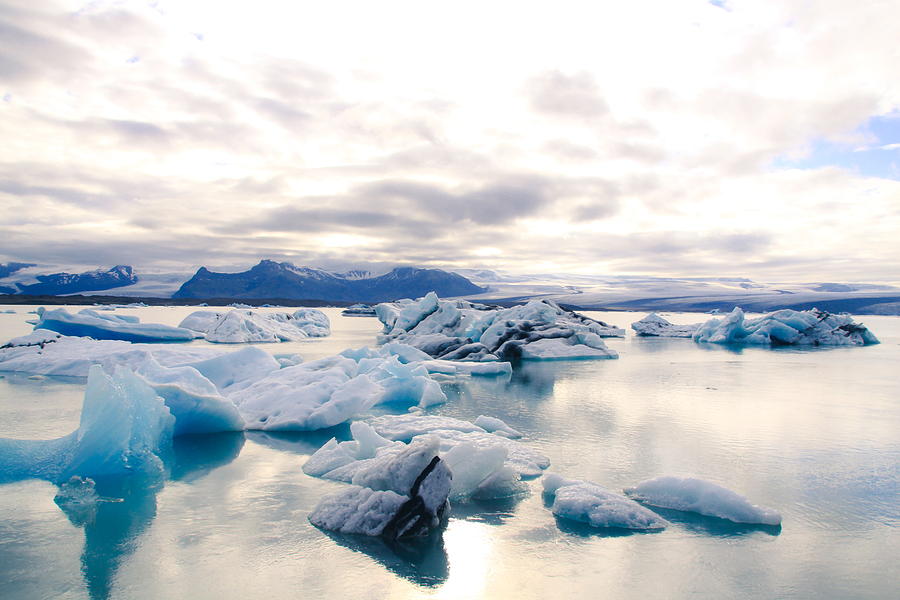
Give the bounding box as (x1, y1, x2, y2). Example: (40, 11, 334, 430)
(1, 0, 899, 281)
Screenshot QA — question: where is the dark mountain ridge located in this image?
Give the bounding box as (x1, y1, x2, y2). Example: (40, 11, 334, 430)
(13, 265, 138, 295)
(173, 260, 485, 302)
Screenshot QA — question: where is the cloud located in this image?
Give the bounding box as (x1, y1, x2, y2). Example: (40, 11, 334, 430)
(525, 70, 610, 119)
(0, 0, 899, 282)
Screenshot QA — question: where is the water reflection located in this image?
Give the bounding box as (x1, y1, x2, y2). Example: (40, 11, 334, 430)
(321, 529, 449, 587)
(245, 426, 351, 455)
(647, 506, 782, 537)
(55, 432, 245, 600)
(448, 495, 527, 526)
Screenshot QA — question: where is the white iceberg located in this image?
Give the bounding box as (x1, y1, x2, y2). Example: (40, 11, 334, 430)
(33, 307, 199, 342)
(692, 307, 879, 346)
(0, 330, 224, 377)
(542, 473, 667, 530)
(623, 476, 782, 525)
(375, 292, 622, 362)
(308, 436, 451, 539)
(0, 365, 175, 484)
(631, 313, 699, 338)
(305, 417, 541, 500)
(178, 308, 330, 343)
(226, 354, 446, 431)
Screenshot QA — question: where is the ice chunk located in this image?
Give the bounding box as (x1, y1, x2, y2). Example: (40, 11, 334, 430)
(0, 332, 225, 377)
(369, 415, 550, 477)
(0, 365, 174, 483)
(309, 437, 451, 539)
(177, 310, 223, 333)
(185, 346, 280, 391)
(134, 356, 245, 435)
(342, 304, 377, 317)
(693, 307, 879, 346)
(192, 308, 331, 343)
(34, 307, 198, 342)
(542, 473, 667, 530)
(631, 313, 699, 338)
(515, 336, 618, 360)
(473, 415, 522, 438)
(309, 486, 408, 536)
(226, 354, 446, 431)
(368, 414, 486, 441)
(623, 476, 782, 525)
(375, 294, 622, 362)
(306, 418, 538, 500)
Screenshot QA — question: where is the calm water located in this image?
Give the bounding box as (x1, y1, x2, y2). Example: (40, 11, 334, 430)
(0, 305, 898, 599)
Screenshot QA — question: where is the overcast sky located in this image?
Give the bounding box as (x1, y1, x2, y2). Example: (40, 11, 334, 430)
(1, 0, 899, 281)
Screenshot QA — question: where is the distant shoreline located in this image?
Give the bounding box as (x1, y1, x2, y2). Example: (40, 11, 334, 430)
(1, 293, 898, 316)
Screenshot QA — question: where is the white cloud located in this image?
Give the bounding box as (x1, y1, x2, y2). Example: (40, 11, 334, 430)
(1, 0, 899, 281)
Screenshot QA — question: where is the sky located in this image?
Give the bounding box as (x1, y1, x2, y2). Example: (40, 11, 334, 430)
(1, 0, 899, 282)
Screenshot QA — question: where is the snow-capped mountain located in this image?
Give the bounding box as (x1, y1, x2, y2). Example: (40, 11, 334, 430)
(172, 260, 485, 302)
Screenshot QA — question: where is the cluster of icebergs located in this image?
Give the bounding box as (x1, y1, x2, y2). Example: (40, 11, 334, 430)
(31, 306, 332, 344)
(375, 292, 624, 361)
(631, 308, 879, 346)
(1, 294, 879, 548)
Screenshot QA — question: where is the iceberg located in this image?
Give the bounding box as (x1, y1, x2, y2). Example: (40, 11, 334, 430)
(375, 292, 622, 362)
(473, 415, 522, 438)
(307, 415, 548, 492)
(305, 420, 532, 501)
(0, 365, 174, 484)
(33, 307, 199, 342)
(623, 476, 782, 525)
(133, 356, 246, 435)
(342, 304, 377, 317)
(692, 307, 879, 346)
(631, 313, 699, 338)
(542, 473, 667, 530)
(178, 308, 330, 343)
(225, 354, 446, 431)
(0, 330, 224, 377)
(308, 436, 451, 539)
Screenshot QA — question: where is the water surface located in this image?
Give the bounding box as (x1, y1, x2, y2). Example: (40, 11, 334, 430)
(0, 306, 897, 599)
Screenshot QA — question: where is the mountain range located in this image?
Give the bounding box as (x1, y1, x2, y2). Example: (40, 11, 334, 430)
(172, 260, 485, 302)
(2, 261, 899, 314)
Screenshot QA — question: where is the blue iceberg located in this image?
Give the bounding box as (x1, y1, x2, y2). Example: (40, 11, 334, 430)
(35, 307, 198, 343)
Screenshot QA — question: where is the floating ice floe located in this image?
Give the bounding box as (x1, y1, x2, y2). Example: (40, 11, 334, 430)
(624, 476, 782, 525)
(0, 329, 224, 377)
(342, 304, 377, 317)
(375, 292, 622, 362)
(0, 309, 15, 314)
(308, 436, 451, 539)
(0, 365, 175, 484)
(631, 313, 699, 338)
(178, 308, 330, 343)
(305, 415, 548, 501)
(542, 473, 668, 530)
(33, 307, 199, 343)
(341, 343, 512, 377)
(692, 307, 878, 346)
(473, 415, 522, 438)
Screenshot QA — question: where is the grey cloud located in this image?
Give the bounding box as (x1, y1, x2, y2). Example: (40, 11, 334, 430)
(526, 71, 609, 118)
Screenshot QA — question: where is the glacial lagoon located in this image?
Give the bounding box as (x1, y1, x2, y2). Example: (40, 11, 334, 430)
(1, 306, 898, 599)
